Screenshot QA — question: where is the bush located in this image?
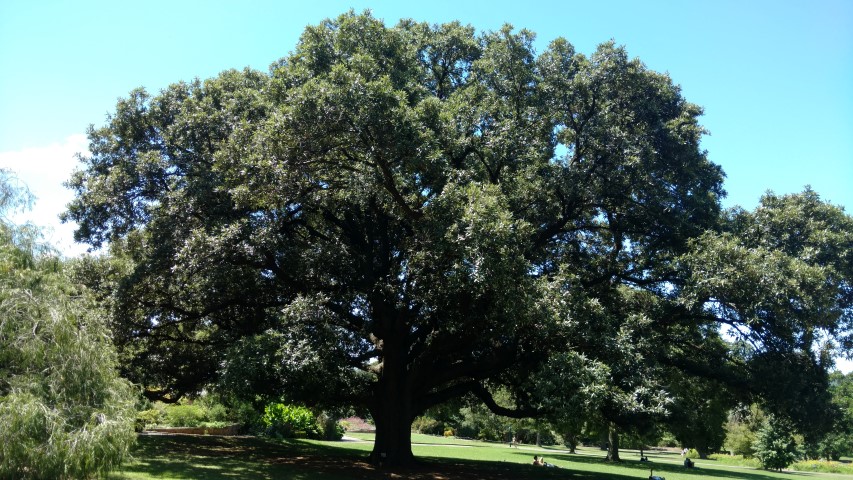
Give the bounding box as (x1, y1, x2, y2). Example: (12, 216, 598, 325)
(708, 454, 762, 468)
(412, 416, 445, 435)
(165, 404, 208, 427)
(138, 397, 242, 430)
(317, 413, 345, 440)
(199, 421, 230, 429)
(227, 398, 264, 434)
(454, 424, 478, 439)
(658, 431, 679, 448)
(686, 448, 700, 459)
(136, 408, 164, 431)
(262, 403, 319, 438)
(792, 459, 853, 474)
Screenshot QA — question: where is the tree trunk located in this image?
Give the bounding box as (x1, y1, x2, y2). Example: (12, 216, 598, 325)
(564, 432, 577, 454)
(606, 423, 621, 461)
(696, 441, 709, 459)
(368, 313, 415, 466)
(370, 401, 414, 467)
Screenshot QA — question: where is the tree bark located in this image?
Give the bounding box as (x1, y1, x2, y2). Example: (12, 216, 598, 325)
(370, 400, 414, 466)
(606, 423, 621, 461)
(368, 311, 415, 466)
(566, 433, 577, 454)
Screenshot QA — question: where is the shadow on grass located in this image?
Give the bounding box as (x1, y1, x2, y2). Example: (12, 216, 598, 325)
(111, 434, 368, 480)
(111, 434, 644, 480)
(112, 434, 810, 480)
(533, 450, 794, 480)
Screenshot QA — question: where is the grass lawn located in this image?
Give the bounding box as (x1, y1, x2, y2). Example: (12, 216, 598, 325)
(108, 432, 853, 480)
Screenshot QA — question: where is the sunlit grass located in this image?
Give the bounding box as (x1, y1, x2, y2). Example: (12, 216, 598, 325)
(109, 433, 853, 480)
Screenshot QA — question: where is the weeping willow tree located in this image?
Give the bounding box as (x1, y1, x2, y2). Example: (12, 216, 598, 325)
(0, 169, 137, 479)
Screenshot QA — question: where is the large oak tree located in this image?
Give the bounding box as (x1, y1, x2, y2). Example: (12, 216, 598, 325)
(64, 12, 850, 465)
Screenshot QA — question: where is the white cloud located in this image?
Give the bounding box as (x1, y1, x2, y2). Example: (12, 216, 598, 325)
(0, 134, 91, 257)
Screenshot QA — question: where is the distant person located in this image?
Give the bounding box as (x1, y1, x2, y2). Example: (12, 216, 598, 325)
(684, 457, 694, 468)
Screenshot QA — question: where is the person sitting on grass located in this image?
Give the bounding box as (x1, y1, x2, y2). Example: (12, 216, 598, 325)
(533, 455, 558, 468)
(684, 457, 694, 468)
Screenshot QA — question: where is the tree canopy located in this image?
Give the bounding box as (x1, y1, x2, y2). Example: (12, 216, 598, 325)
(64, 12, 852, 465)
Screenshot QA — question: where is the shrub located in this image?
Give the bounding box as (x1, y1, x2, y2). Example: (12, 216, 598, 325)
(204, 402, 229, 423)
(792, 459, 853, 474)
(262, 403, 319, 438)
(165, 403, 208, 427)
(140, 397, 240, 429)
(454, 424, 478, 439)
(227, 398, 264, 434)
(686, 448, 700, 459)
(412, 416, 444, 435)
(341, 416, 375, 432)
(658, 431, 679, 448)
(444, 428, 455, 437)
(198, 421, 230, 430)
(317, 413, 345, 440)
(136, 408, 164, 431)
(708, 454, 762, 468)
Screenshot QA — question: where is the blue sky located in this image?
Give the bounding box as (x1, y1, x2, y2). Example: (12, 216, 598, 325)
(1, 0, 851, 243)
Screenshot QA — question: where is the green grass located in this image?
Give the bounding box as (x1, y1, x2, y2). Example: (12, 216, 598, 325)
(109, 433, 853, 480)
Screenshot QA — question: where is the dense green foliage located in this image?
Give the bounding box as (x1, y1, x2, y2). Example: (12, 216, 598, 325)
(753, 415, 799, 471)
(813, 371, 853, 459)
(664, 375, 731, 458)
(261, 403, 320, 438)
(791, 459, 853, 474)
(63, 11, 853, 465)
(0, 170, 137, 479)
(264, 403, 349, 440)
(707, 454, 762, 468)
(136, 398, 230, 429)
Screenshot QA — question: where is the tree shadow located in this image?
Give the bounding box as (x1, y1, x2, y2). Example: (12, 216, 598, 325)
(537, 451, 789, 480)
(112, 434, 803, 480)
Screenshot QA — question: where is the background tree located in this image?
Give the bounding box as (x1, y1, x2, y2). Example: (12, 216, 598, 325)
(677, 190, 852, 439)
(723, 404, 766, 457)
(665, 373, 733, 458)
(802, 371, 853, 460)
(63, 12, 851, 466)
(753, 415, 799, 471)
(0, 170, 137, 479)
